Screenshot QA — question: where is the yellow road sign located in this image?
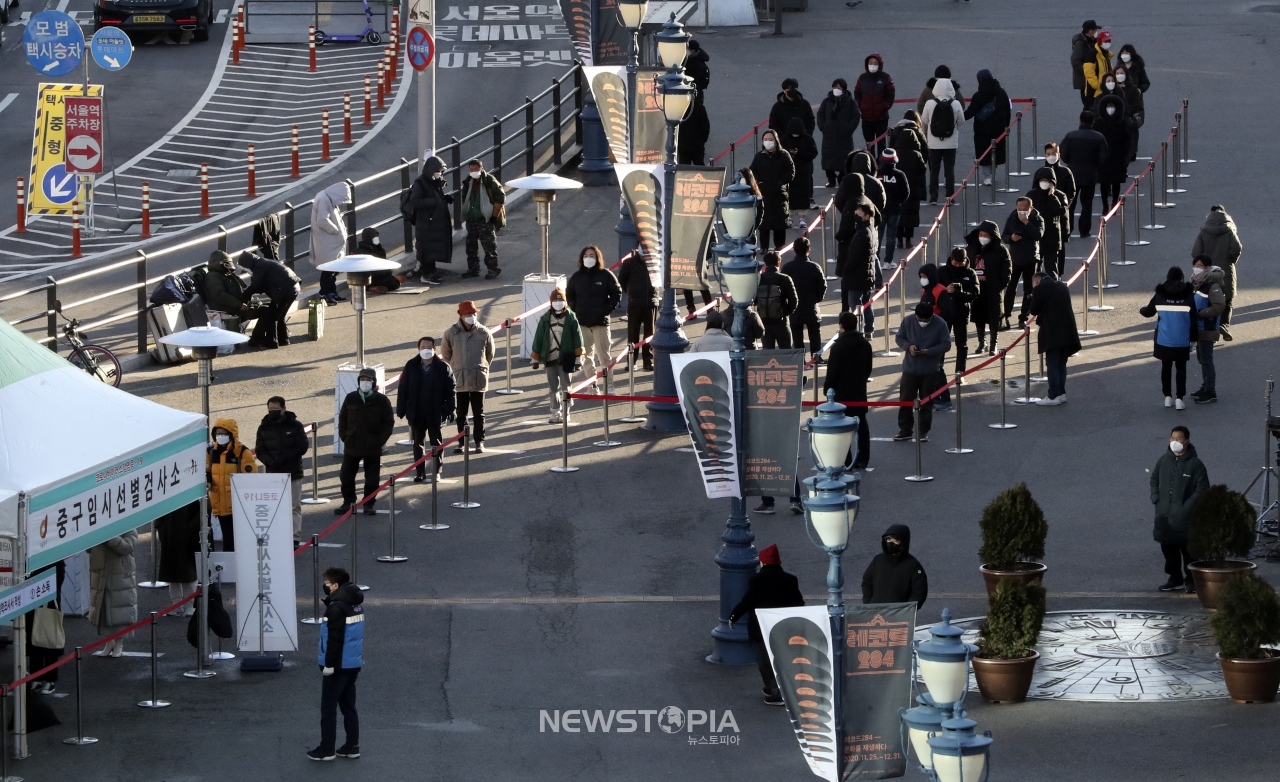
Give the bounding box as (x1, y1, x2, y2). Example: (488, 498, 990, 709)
(29, 83, 104, 215)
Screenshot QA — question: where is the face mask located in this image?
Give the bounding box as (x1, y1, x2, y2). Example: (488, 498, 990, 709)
(215, 434, 230, 446)
(1116, 73, 1127, 83)
(1039, 180, 1051, 191)
(469, 170, 481, 179)
(1192, 267, 1206, 279)
(1105, 106, 1116, 116)
(979, 236, 991, 246)
(1046, 154, 1059, 164)
(1120, 53, 1131, 63)
(551, 300, 566, 312)
(219, 264, 235, 274)
(1169, 440, 1185, 454)
(1105, 80, 1115, 90)
(763, 140, 776, 151)
(919, 277, 928, 288)
(1101, 42, 1112, 50)
(268, 410, 283, 420)
(463, 316, 476, 325)
(359, 381, 373, 393)
(885, 542, 903, 556)
(868, 64, 879, 73)
(420, 348, 434, 360)
(583, 256, 597, 268)
(916, 318, 930, 328)
(372, 236, 381, 245)
(1018, 210, 1030, 219)
(323, 584, 333, 596)
(832, 88, 843, 97)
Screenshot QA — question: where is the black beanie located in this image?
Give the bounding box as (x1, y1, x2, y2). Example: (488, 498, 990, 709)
(1166, 266, 1184, 282)
(934, 65, 951, 79)
(914, 302, 934, 320)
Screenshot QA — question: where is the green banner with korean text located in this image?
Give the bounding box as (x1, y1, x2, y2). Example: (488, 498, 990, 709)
(743, 349, 804, 496)
(669, 166, 724, 291)
(841, 603, 915, 780)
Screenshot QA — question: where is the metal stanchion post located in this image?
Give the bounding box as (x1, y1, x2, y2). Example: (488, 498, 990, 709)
(550, 392, 579, 473)
(594, 370, 621, 447)
(351, 505, 369, 590)
(1090, 225, 1115, 312)
(988, 351, 1017, 429)
(1172, 115, 1189, 182)
(139, 521, 168, 588)
(904, 400, 933, 482)
(1181, 99, 1195, 163)
(1078, 262, 1098, 336)
(420, 444, 450, 530)
(1127, 186, 1150, 246)
(62, 648, 97, 745)
(1026, 98, 1039, 158)
(983, 155, 1005, 205)
(1, 685, 19, 782)
(1032, 350, 1047, 383)
(1155, 141, 1175, 208)
(377, 479, 408, 562)
(1011, 113, 1028, 176)
(620, 347, 644, 423)
(878, 289, 898, 356)
(1098, 220, 1117, 290)
(811, 359, 819, 404)
(961, 174, 970, 227)
(451, 425, 481, 509)
(301, 535, 322, 624)
(1145, 163, 1166, 226)
(944, 374, 972, 455)
(1014, 328, 1040, 404)
(138, 613, 171, 709)
(301, 424, 329, 504)
(821, 209, 832, 280)
(496, 323, 521, 395)
(1114, 195, 1136, 264)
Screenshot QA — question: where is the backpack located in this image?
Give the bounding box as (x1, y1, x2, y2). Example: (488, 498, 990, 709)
(756, 283, 786, 321)
(149, 272, 197, 305)
(929, 98, 955, 140)
(399, 187, 415, 226)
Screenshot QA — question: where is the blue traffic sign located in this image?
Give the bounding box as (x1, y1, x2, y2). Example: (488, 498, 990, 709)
(406, 26, 434, 72)
(42, 164, 79, 206)
(22, 10, 85, 77)
(90, 27, 133, 72)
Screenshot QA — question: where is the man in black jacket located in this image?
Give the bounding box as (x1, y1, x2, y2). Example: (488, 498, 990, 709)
(1070, 20, 1100, 109)
(753, 251, 798, 349)
(768, 78, 815, 137)
(337, 368, 394, 515)
(878, 149, 910, 268)
(255, 396, 310, 544)
(1028, 272, 1081, 405)
(837, 201, 878, 327)
(1027, 167, 1070, 277)
(1043, 142, 1078, 247)
(566, 246, 622, 385)
(938, 249, 978, 377)
(241, 252, 301, 349)
(678, 40, 711, 165)
(1059, 112, 1109, 238)
(782, 237, 827, 359)
(1002, 197, 1046, 327)
(616, 252, 658, 371)
(729, 544, 804, 705)
(202, 251, 252, 316)
(861, 524, 928, 608)
(823, 312, 873, 468)
(396, 337, 456, 481)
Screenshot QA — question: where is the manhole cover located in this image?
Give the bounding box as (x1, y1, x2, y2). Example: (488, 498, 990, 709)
(916, 611, 1227, 702)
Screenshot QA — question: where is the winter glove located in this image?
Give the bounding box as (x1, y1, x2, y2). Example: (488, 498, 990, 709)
(322, 667, 334, 676)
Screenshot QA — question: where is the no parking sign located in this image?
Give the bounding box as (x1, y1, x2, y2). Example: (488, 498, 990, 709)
(406, 26, 434, 71)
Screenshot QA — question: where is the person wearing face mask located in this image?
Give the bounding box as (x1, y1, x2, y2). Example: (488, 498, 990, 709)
(893, 302, 952, 442)
(1116, 44, 1150, 93)
(566, 245, 622, 387)
(1111, 65, 1145, 161)
(1139, 267, 1199, 410)
(1027, 168, 1070, 278)
(781, 117, 818, 215)
(616, 248, 659, 371)
(1091, 95, 1131, 216)
(255, 397, 309, 544)
(768, 77, 815, 137)
(240, 250, 302, 349)
(1059, 112, 1109, 238)
(782, 236, 826, 360)
(919, 76, 965, 205)
(405, 155, 455, 284)
(309, 567, 364, 762)
(396, 337, 456, 482)
(460, 159, 506, 280)
(207, 418, 257, 551)
(336, 368, 394, 515)
(1189, 256, 1226, 404)
(530, 288, 584, 425)
(440, 300, 495, 452)
(1003, 197, 1045, 328)
(1191, 205, 1242, 339)
(823, 311, 873, 468)
(918, 262, 957, 411)
(1070, 20, 1100, 108)
(888, 112, 927, 248)
(965, 221, 1010, 355)
(877, 149, 909, 267)
(1041, 143, 1077, 243)
(355, 227, 403, 292)
(200, 250, 254, 322)
(750, 129, 795, 249)
(965, 69, 1012, 186)
(1028, 271, 1080, 406)
(1150, 426, 1209, 593)
(312, 181, 352, 304)
(854, 53, 895, 154)
(938, 249, 978, 381)
(754, 251, 798, 349)
(816, 78, 861, 188)
(1082, 28, 1115, 100)
(861, 524, 928, 608)
(837, 201, 878, 324)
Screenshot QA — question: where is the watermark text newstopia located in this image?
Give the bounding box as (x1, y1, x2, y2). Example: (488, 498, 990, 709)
(540, 706, 739, 742)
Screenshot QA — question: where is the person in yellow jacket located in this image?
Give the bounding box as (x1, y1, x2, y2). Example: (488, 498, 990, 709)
(207, 418, 256, 551)
(1082, 29, 1114, 99)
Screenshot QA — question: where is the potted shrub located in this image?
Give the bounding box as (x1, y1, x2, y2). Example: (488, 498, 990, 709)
(972, 580, 1045, 703)
(978, 483, 1048, 597)
(1211, 574, 1280, 703)
(1187, 485, 1257, 610)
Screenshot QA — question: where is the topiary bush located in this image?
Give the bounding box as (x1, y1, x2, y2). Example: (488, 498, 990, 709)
(1211, 574, 1280, 660)
(977, 580, 1046, 660)
(978, 483, 1048, 569)
(1188, 485, 1255, 564)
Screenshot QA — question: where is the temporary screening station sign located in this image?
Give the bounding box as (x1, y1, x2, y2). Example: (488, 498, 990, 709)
(230, 473, 299, 653)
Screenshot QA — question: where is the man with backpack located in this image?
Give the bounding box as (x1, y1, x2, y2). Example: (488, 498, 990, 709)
(920, 78, 965, 205)
(753, 251, 798, 349)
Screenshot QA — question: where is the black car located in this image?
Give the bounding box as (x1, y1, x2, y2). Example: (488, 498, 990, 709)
(94, 0, 213, 41)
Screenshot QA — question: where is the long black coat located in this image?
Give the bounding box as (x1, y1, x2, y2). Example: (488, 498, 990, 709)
(729, 564, 804, 641)
(156, 502, 201, 584)
(254, 410, 310, 478)
(1059, 125, 1109, 184)
(617, 253, 658, 306)
(566, 266, 622, 328)
(837, 211, 877, 290)
(1028, 276, 1081, 355)
(339, 389, 394, 457)
(1027, 167, 1070, 256)
(768, 90, 815, 136)
(965, 78, 1011, 166)
(816, 91, 860, 172)
(396, 355, 456, 428)
(1092, 95, 1131, 185)
(781, 118, 818, 209)
(408, 159, 454, 266)
(750, 147, 795, 232)
(889, 121, 927, 231)
(861, 524, 928, 608)
(823, 330, 873, 402)
(965, 221, 1011, 300)
(241, 253, 300, 303)
(845, 151, 886, 212)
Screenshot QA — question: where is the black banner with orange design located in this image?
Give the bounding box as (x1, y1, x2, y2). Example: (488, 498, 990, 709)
(669, 166, 725, 290)
(840, 603, 915, 779)
(743, 350, 804, 496)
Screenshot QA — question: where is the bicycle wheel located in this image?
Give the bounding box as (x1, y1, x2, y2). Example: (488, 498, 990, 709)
(70, 345, 122, 387)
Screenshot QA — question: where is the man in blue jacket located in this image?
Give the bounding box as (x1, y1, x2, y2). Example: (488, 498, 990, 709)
(894, 302, 952, 441)
(310, 567, 365, 761)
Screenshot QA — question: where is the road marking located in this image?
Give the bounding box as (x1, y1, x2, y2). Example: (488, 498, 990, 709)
(215, 9, 229, 23)
(55, 0, 70, 11)
(0, 94, 17, 115)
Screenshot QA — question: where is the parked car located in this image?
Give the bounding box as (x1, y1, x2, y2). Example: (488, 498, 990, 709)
(93, 0, 213, 41)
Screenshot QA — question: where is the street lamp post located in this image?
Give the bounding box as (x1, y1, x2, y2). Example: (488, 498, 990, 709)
(316, 255, 402, 367)
(644, 15, 694, 432)
(613, 0, 649, 258)
(505, 173, 584, 279)
(706, 178, 761, 665)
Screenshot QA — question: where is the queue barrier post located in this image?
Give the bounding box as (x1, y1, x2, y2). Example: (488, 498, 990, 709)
(451, 425, 481, 509)
(620, 347, 644, 423)
(944, 373, 973, 455)
(139, 520, 168, 588)
(301, 423, 329, 503)
(904, 400, 933, 483)
(1011, 112, 1028, 176)
(1145, 159, 1166, 227)
(1014, 327, 1040, 404)
(550, 392, 579, 473)
(137, 613, 171, 709)
(878, 287, 898, 357)
(594, 372, 620, 447)
(301, 534, 322, 624)
(1026, 98, 1039, 159)
(1155, 141, 1174, 208)
(351, 505, 369, 591)
(1, 683, 18, 781)
(420, 445, 449, 530)
(1114, 195, 1136, 264)
(495, 322, 521, 395)
(62, 648, 97, 746)
(989, 350, 1017, 430)
(1126, 186, 1149, 247)
(1172, 115, 1189, 182)
(1090, 223, 1115, 313)
(1180, 99, 1195, 163)
(377, 478, 408, 562)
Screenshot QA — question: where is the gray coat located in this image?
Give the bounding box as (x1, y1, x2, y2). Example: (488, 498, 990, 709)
(690, 328, 735, 353)
(894, 314, 951, 375)
(440, 320, 495, 393)
(1150, 444, 1209, 546)
(1191, 210, 1242, 267)
(89, 531, 138, 631)
(310, 182, 350, 268)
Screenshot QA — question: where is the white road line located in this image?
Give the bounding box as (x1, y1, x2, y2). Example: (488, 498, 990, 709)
(55, 0, 70, 12)
(215, 9, 229, 23)
(0, 94, 18, 115)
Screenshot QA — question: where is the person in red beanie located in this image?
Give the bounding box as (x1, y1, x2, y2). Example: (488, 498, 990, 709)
(729, 544, 804, 705)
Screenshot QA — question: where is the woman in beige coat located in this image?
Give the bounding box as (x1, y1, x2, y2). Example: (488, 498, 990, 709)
(89, 530, 138, 657)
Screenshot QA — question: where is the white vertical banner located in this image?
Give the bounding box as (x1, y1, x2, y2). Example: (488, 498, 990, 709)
(583, 65, 629, 163)
(670, 351, 741, 499)
(615, 162, 665, 289)
(230, 473, 298, 653)
(757, 605, 840, 782)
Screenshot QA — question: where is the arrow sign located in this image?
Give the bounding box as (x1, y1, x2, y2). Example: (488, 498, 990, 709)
(22, 10, 85, 78)
(90, 27, 133, 72)
(42, 164, 78, 204)
(67, 136, 101, 171)
(64, 96, 105, 174)
(406, 26, 434, 72)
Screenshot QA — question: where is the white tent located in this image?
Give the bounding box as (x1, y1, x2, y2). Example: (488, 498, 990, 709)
(0, 318, 206, 573)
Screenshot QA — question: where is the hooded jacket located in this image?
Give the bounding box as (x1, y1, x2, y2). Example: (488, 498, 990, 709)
(816, 89, 861, 172)
(89, 531, 138, 630)
(754, 265, 798, 323)
(440, 319, 496, 393)
(861, 524, 928, 608)
(1045, 158, 1077, 206)
(241, 252, 301, 304)
(965, 221, 1011, 293)
(1003, 206, 1045, 267)
(1070, 32, 1095, 91)
(824, 329, 873, 403)
(408, 157, 455, 266)
(1028, 273, 1081, 356)
(729, 563, 804, 641)
(1193, 267, 1227, 342)
(937, 260, 978, 321)
(460, 168, 506, 227)
(888, 117, 927, 208)
(685, 46, 710, 91)
(768, 88, 815, 136)
(854, 54, 895, 122)
(1092, 94, 1131, 184)
(567, 261, 623, 328)
(310, 181, 350, 268)
(1191, 210, 1242, 267)
(207, 418, 257, 517)
(750, 138, 796, 231)
(915, 76, 965, 116)
(920, 78, 965, 150)
(781, 117, 818, 208)
(201, 258, 249, 314)
(965, 72, 1011, 163)
(1150, 442, 1209, 546)
(530, 308, 584, 369)
(339, 383, 395, 457)
(835, 150, 886, 215)
(254, 409, 309, 478)
(836, 207, 878, 290)
(319, 583, 365, 670)
(1117, 47, 1150, 93)
(1139, 279, 1198, 360)
(396, 353, 456, 427)
(918, 263, 954, 322)
(1027, 167, 1070, 253)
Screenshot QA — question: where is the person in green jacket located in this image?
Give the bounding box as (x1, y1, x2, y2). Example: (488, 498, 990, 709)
(529, 287, 584, 424)
(1150, 425, 1210, 593)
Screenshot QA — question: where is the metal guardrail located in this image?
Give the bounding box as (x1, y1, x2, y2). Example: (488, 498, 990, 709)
(0, 65, 584, 357)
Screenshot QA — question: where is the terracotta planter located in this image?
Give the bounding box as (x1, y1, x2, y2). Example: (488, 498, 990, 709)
(980, 562, 1047, 598)
(1217, 653, 1280, 703)
(1188, 560, 1257, 610)
(972, 651, 1040, 704)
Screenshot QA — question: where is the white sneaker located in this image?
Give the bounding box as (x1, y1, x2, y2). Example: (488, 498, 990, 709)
(1035, 396, 1058, 406)
(982, 177, 993, 186)
(1057, 394, 1066, 404)
(549, 413, 562, 424)
(1175, 398, 1186, 411)
(1164, 396, 1173, 408)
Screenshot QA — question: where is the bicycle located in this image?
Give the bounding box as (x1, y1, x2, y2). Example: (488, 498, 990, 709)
(56, 305, 122, 387)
